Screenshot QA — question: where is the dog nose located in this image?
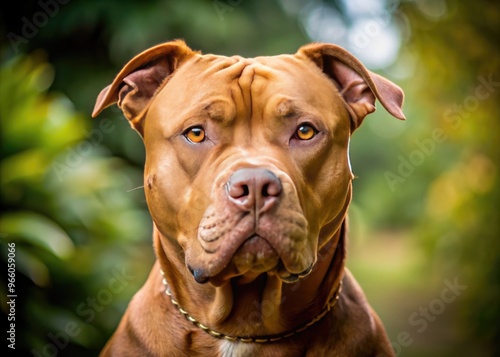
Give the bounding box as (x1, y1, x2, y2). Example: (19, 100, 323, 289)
(226, 168, 282, 212)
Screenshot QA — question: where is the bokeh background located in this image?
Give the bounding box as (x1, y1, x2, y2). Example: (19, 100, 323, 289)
(1, 0, 498, 356)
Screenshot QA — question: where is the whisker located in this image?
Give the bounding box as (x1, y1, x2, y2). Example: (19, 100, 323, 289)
(127, 185, 145, 192)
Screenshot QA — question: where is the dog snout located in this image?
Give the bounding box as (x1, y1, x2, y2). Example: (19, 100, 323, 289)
(226, 168, 282, 212)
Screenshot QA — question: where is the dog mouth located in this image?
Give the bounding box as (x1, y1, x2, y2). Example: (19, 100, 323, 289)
(239, 233, 314, 284)
(190, 233, 314, 286)
(199, 234, 278, 285)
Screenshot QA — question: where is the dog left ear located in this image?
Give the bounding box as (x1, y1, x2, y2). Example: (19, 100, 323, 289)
(297, 43, 405, 131)
(92, 40, 197, 136)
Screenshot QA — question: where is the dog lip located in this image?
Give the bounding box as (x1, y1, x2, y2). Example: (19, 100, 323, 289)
(188, 265, 210, 284)
(278, 263, 314, 283)
(235, 234, 278, 259)
(232, 233, 276, 261)
(204, 233, 280, 284)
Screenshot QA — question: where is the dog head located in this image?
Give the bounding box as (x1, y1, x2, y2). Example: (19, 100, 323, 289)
(93, 40, 404, 286)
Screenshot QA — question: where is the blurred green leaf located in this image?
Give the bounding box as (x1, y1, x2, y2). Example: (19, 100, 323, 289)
(0, 211, 75, 259)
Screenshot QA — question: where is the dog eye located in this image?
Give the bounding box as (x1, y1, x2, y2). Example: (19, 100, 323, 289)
(184, 126, 206, 143)
(295, 124, 317, 140)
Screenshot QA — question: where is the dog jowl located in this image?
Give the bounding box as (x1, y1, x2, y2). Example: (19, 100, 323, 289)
(93, 40, 405, 357)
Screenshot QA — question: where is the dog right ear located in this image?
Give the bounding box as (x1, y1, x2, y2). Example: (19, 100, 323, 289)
(297, 43, 405, 131)
(92, 40, 197, 136)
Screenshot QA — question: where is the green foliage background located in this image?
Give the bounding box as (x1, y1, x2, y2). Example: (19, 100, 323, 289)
(1, 1, 498, 356)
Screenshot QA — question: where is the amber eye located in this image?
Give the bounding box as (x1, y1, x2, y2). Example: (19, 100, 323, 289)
(184, 127, 206, 143)
(295, 124, 317, 140)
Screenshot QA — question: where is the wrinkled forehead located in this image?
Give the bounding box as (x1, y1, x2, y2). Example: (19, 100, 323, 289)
(177, 53, 332, 94)
(151, 52, 341, 124)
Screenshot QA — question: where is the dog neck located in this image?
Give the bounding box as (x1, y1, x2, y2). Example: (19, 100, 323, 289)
(154, 219, 346, 340)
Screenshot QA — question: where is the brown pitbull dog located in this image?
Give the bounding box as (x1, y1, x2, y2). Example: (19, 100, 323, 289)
(92, 40, 405, 357)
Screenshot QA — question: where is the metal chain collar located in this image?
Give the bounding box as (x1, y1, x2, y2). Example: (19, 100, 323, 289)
(160, 269, 343, 343)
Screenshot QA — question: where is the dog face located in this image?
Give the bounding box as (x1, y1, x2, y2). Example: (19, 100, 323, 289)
(142, 54, 354, 285)
(93, 41, 404, 287)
